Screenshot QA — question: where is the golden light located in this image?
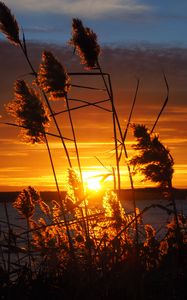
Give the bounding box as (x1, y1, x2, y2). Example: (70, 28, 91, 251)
(82, 170, 111, 192)
(86, 177, 102, 191)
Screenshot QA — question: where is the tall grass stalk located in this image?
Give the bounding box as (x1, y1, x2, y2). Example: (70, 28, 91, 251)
(65, 94, 82, 182)
(119, 78, 140, 161)
(64, 94, 92, 249)
(44, 133, 75, 258)
(52, 98, 111, 116)
(17, 40, 72, 168)
(0, 122, 73, 141)
(10, 30, 76, 254)
(151, 72, 169, 134)
(119, 79, 140, 254)
(26, 217, 32, 271)
(96, 61, 121, 191)
(168, 180, 182, 249)
(3, 201, 11, 281)
(150, 73, 181, 248)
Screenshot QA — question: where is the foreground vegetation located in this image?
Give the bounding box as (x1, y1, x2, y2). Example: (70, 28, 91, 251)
(0, 1, 187, 299)
(0, 185, 187, 300)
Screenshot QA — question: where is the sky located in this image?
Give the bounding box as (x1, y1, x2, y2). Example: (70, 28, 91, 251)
(0, 1, 187, 191)
(1, 0, 187, 45)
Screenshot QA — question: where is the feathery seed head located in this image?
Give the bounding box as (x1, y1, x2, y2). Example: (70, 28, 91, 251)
(69, 18, 100, 70)
(130, 124, 174, 188)
(6, 80, 50, 144)
(67, 168, 84, 201)
(13, 187, 39, 219)
(38, 50, 71, 100)
(0, 1, 20, 45)
(103, 191, 125, 228)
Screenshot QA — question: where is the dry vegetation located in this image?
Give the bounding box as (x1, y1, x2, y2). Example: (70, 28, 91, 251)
(0, 2, 187, 299)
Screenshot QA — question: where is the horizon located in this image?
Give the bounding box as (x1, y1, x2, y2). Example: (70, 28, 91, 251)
(0, 2, 187, 191)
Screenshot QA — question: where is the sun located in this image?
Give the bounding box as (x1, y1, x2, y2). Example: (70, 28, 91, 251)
(82, 171, 103, 192)
(86, 177, 102, 191)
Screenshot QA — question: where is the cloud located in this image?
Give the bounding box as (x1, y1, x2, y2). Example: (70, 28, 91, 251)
(0, 151, 29, 157)
(5, 0, 151, 19)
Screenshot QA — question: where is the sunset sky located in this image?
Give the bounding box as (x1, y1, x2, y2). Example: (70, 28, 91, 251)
(0, 0, 187, 191)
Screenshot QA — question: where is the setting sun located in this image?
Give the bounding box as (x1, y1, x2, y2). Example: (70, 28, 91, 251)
(85, 177, 102, 191)
(83, 172, 102, 192)
(82, 171, 112, 192)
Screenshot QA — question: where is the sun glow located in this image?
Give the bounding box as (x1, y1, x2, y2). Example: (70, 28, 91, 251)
(86, 177, 102, 191)
(82, 171, 111, 192)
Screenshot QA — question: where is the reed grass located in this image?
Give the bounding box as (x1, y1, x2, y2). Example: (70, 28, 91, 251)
(0, 2, 187, 299)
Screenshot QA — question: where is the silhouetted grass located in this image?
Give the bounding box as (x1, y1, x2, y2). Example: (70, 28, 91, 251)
(0, 2, 187, 299)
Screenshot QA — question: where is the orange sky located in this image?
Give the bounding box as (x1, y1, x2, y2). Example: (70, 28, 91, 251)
(0, 42, 187, 191)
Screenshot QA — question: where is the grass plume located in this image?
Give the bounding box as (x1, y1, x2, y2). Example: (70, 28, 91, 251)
(0, 1, 20, 45)
(69, 18, 100, 69)
(38, 50, 71, 100)
(6, 80, 50, 144)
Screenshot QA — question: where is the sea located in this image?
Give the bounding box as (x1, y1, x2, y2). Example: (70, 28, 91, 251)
(0, 190, 187, 238)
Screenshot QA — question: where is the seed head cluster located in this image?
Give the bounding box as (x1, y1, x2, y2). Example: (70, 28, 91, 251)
(0, 1, 20, 45)
(69, 18, 100, 70)
(6, 80, 50, 144)
(38, 51, 71, 100)
(13, 186, 40, 219)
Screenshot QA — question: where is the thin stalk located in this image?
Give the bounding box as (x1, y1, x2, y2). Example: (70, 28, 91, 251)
(104, 73, 140, 253)
(168, 180, 182, 249)
(3, 201, 11, 280)
(97, 61, 120, 190)
(65, 94, 82, 182)
(121, 145, 139, 255)
(71, 84, 106, 91)
(21, 212, 104, 236)
(117, 78, 140, 253)
(151, 71, 169, 134)
(69, 72, 109, 76)
(0, 122, 73, 141)
(26, 217, 32, 271)
(0, 244, 6, 271)
(65, 94, 91, 245)
(18, 40, 72, 168)
(44, 134, 75, 258)
(119, 78, 140, 161)
(52, 98, 111, 116)
(112, 167, 117, 191)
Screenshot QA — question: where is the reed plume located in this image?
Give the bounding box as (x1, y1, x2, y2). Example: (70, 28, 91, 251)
(6, 80, 50, 144)
(69, 18, 100, 69)
(13, 187, 39, 219)
(38, 50, 71, 100)
(130, 124, 182, 248)
(103, 190, 125, 229)
(130, 124, 174, 189)
(0, 1, 20, 45)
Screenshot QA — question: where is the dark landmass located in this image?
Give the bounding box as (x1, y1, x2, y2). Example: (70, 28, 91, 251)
(119, 187, 187, 201)
(0, 188, 186, 203)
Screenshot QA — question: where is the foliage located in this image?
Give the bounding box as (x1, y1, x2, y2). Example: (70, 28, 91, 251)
(1, 184, 187, 300)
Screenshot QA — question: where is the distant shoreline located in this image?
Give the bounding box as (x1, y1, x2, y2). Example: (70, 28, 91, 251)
(0, 188, 187, 202)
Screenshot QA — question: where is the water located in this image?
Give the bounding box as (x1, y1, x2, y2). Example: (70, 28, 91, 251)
(0, 198, 187, 233)
(0, 197, 186, 275)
